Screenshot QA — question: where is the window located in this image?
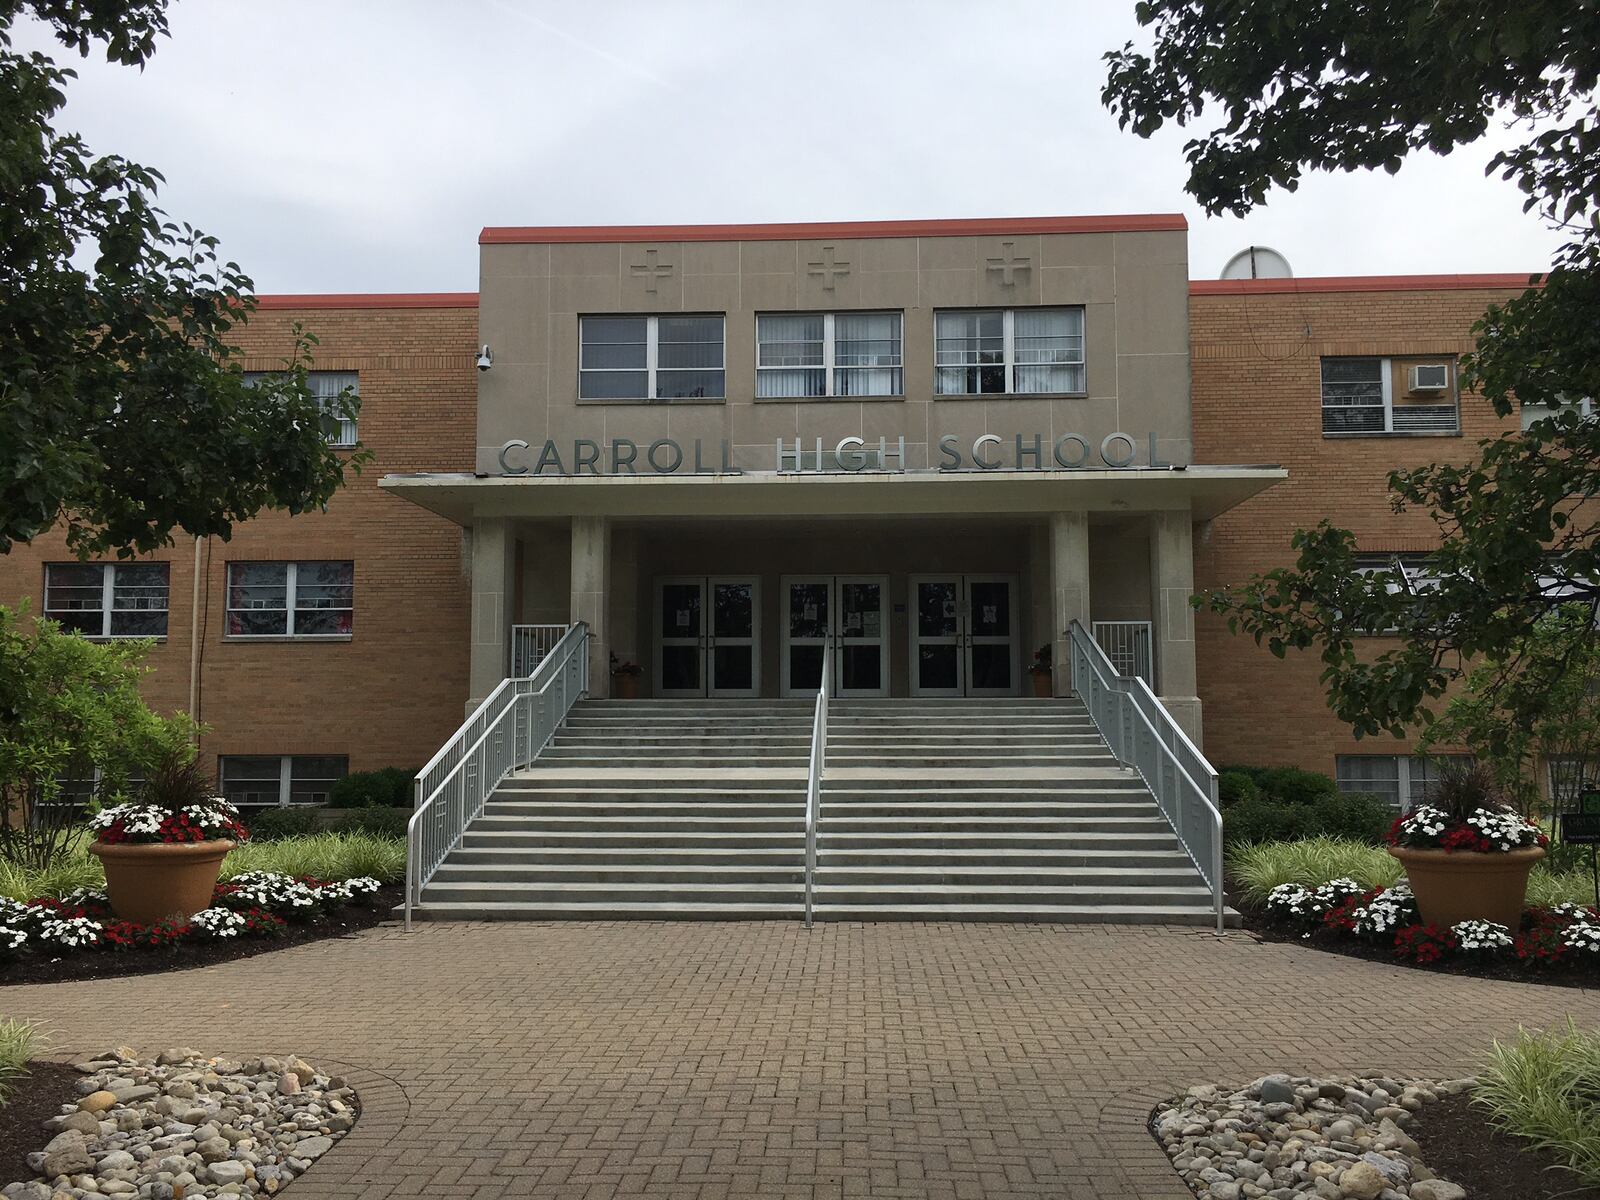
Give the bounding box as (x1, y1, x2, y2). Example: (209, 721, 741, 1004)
(44, 563, 168, 638)
(1521, 396, 1596, 431)
(935, 308, 1086, 396)
(756, 312, 903, 398)
(1549, 757, 1600, 811)
(49, 766, 145, 811)
(244, 370, 359, 446)
(226, 562, 354, 637)
(1336, 754, 1471, 811)
(579, 315, 724, 401)
(1321, 357, 1459, 435)
(220, 755, 348, 808)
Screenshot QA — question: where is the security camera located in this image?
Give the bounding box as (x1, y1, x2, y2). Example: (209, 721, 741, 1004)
(476, 345, 493, 372)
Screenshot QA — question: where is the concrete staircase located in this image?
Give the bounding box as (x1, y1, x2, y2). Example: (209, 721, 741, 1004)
(410, 698, 1232, 925)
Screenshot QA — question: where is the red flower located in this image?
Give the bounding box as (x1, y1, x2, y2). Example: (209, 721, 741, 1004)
(1394, 924, 1458, 963)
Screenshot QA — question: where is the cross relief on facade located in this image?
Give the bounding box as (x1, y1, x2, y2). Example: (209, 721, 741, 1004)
(628, 248, 674, 293)
(986, 242, 1032, 287)
(807, 246, 851, 290)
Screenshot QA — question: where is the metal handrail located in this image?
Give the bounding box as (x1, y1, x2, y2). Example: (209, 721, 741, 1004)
(803, 640, 832, 928)
(1067, 620, 1225, 933)
(406, 621, 590, 929)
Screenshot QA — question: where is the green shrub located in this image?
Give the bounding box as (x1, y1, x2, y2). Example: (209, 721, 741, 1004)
(1218, 770, 1262, 809)
(0, 1019, 43, 1105)
(328, 768, 415, 809)
(1223, 791, 1393, 846)
(1253, 766, 1340, 806)
(221, 831, 405, 884)
(1478, 1022, 1600, 1187)
(1228, 837, 1404, 903)
(341, 807, 409, 838)
(246, 807, 322, 842)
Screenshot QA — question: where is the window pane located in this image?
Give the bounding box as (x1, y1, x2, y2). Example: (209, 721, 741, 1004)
(227, 563, 288, 635)
(579, 318, 647, 369)
(935, 312, 1004, 394)
(109, 564, 168, 636)
(1336, 755, 1401, 809)
(289, 756, 348, 805)
(655, 369, 724, 400)
(757, 368, 826, 398)
(758, 315, 825, 367)
(656, 317, 723, 368)
(1323, 406, 1386, 434)
(293, 562, 353, 636)
(310, 372, 360, 445)
(835, 312, 902, 397)
(1321, 358, 1384, 435)
(221, 756, 283, 807)
(44, 564, 105, 634)
(1014, 308, 1084, 394)
(580, 370, 649, 399)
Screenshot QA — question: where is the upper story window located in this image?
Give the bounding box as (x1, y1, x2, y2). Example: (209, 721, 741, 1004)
(244, 370, 359, 447)
(44, 563, 169, 638)
(579, 315, 724, 401)
(1521, 396, 1596, 431)
(1321, 357, 1459, 436)
(756, 312, 903, 398)
(226, 561, 354, 638)
(1550, 757, 1599, 810)
(935, 308, 1085, 396)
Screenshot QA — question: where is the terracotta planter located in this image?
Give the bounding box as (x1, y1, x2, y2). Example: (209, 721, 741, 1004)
(1388, 844, 1545, 929)
(1030, 671, 1053, 698)
(612, 673, 640, 700)
(90, 839, 235, 925)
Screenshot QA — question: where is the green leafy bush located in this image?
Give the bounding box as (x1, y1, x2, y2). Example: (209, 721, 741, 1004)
(246, 807, 322, 842)
(328, 768, 415, 809)
(221, 831, 405, 884)
(0, 1019, 43, 1105)
(341, 807, 409, 838)
(1224, 791, 1392, 845)
(1228, 838, 1404, 903)
(1217, 770, 1262, 809)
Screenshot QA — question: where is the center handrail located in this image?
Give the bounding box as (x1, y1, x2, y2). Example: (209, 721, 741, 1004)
(406, 621, 590, 929)
(1067, 620, 1226, 933)
(803, 639, 832, 928)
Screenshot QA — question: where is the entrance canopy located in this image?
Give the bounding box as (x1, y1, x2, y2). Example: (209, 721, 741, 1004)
(381, 465, 1286, 523)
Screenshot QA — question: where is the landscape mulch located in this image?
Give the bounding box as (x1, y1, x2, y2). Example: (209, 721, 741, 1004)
(0, 885, 401, 985)
(0, 1061, 77, 1185)
(1229, 889, 1600, 990)
(1410, 1090, 1600, 1200)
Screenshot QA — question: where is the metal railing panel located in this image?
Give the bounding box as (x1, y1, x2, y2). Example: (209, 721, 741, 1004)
(510, 623, 570, 677)
(1068, 620, 1225, 932)
(803, 640, 832, 928)
(1092, 620, 1154, 687)
(407, 621, 590, 928)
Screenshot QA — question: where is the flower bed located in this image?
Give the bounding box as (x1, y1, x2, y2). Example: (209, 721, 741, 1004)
(0, 872, 398, 985)
(1248, 877, 1600, 984)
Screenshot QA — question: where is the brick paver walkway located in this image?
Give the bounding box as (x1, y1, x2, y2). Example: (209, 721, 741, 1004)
(7, 921, 1600, 1199)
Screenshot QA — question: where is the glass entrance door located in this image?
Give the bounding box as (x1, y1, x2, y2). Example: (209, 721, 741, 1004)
(909, 575, 1020, 696)
(780, 576, 889, 697)
(654, 577, 760, 698)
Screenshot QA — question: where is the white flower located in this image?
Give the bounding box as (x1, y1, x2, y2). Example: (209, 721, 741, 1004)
(312, 876, 381, 904)
(38, 915, 103, 949)
(1453, 919, 1513, 951)
(0, 924, 26, 952)
(1351, 884, 1419, 936)
(57, 887, 109, 908)
(1265, 878, 1364, 923)
(223, 872, 318, 910)
(1562, 922, 1600, 954)
(191, 907, 246, 938)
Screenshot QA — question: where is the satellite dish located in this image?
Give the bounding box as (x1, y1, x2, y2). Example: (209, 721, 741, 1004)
(1220, 245, 1293, 280)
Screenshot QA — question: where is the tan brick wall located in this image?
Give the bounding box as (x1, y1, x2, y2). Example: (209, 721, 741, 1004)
(1189, 282, 1523, 775)
(0, 301, 479, 779)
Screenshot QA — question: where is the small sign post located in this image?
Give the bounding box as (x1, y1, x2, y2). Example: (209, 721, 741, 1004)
(1557, 789, 1600, 910)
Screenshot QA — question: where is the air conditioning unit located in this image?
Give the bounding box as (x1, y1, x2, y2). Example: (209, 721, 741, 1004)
(1408, 363, 1450, 392)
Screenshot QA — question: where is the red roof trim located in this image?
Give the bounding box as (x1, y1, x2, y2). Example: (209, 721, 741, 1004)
(1190, 273, 1539, 296)
(479, 214, 1187, 245)
(254, 293, 478, 310)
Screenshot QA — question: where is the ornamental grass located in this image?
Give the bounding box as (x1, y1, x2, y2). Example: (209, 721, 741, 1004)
(0, 1018, 44, 1105)
(1229, 837, 1600, 908)
(0, 830, 405, 900)
(1477, 1022, 1600, 1187)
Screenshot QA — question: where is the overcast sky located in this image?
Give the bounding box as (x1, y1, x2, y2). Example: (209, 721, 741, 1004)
(20, 1, 1563, 294)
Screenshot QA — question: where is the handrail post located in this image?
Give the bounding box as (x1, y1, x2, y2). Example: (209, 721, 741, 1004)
(804, 639, 831, 929)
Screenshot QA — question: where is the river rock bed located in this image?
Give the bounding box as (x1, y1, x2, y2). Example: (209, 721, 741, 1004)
(7, 1047, 356, 1199)
(1152, 1074, 1475, 1200)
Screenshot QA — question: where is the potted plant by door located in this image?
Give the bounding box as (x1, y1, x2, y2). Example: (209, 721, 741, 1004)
(88, 755, 249, 925)
(1029, 645, 1053, 698)
(610, 654, 643, 700)
(1386, 764, 1547, 929)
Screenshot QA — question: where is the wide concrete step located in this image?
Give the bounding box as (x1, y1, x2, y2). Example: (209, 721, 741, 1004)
(481, 798, 1160, 819)
(810, 903, 1235, 926)
(431, 864, 805, 884)
(812, 882, 1213, 906)
(469, 814, 805, 831)
(820, 847, 1196, 869)
(447, 846, 807, 866)
(552, 735, 816, 748)
(461, 830, 808, 849)
(410, 900, 801, 921)
(421, 881, 806, 905)
(539, 753, 812, 767)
